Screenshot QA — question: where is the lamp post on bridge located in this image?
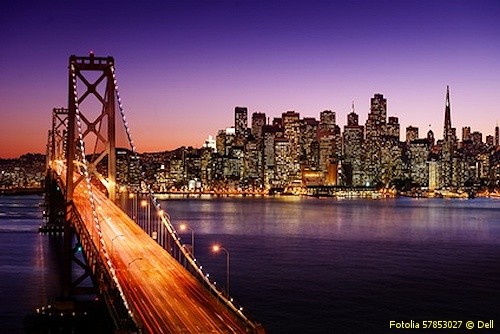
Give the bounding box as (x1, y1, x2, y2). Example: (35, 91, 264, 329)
(111, 234, 124, 255)
(212, 244, 230, 295)
(127, 257, 143, 283)
(128, 192, 138, 221)
(140, 199, 150, 233)
(179, 223, 195, 257)
(157, 209, 164, 246)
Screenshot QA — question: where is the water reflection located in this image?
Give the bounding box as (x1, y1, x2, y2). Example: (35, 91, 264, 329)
(162, 197, 500, 244)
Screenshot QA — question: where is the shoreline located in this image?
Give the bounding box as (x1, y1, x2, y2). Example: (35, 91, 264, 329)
(3, 187, 498, 200)
(0, 188, 44, 196)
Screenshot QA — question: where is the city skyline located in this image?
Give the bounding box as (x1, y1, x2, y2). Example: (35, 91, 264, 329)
(1, 0, 500, 158)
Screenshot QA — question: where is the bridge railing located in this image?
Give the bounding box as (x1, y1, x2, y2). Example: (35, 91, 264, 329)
(116, 190, 264, 333)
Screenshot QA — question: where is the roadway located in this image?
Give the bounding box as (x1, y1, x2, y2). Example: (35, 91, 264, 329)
(69, 176, 255, 333)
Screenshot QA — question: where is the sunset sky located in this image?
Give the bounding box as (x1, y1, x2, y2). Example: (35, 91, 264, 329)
(1, 0, 499, 158)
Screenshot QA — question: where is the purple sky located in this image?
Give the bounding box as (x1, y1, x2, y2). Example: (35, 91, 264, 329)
(1, 0, 499, 158)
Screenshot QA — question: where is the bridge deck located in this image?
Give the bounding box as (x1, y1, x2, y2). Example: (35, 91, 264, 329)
(70, 176, 253, 333)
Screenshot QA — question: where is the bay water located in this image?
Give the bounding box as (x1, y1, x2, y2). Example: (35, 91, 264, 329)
(1, 195, 499, 333)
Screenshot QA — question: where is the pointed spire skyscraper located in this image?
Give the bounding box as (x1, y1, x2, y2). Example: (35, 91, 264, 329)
(443, 85, 452, 140)
(441, 85, 456, 188)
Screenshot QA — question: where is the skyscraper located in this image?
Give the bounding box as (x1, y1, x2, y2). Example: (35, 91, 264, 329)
(386, 116, 400, 140)
(343, 106, 364, 186)
(364, 94, 388, 186)
(234, 106, 248, 138)
(462, 126, 471, 142)
(251, 112, 266, 141)
(282, 111, 301, 180)
(441, 86, 456, 188)
(443, 86, 452, 139)
(495, 124, 499, 146)
(318, 110, 336, 133)
(366, 94, 387, 140)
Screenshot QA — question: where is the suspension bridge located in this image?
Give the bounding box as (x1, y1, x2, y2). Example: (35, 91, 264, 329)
(42, 53, 264, 333)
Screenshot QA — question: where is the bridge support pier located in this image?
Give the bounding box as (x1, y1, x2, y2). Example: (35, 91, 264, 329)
(40, 171, 65, 233)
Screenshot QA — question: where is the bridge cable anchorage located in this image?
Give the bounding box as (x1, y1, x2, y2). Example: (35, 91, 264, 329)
(111, 65, 261, 331)
(70, 63, 136, 324)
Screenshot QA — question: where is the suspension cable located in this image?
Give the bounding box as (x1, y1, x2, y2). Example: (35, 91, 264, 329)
(110, 65, 259, 329)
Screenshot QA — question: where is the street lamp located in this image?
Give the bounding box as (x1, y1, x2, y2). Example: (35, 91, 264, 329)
(157, 210, 164, 246)
(128, 193, 137, 220)
(111, 234, 124, 255)
(127, 257, 143, 282)
(128, 257, 143, 268)
(140, 199, 150, 232)
(179, 223, 195, 257)
(212, 244, 230, 294)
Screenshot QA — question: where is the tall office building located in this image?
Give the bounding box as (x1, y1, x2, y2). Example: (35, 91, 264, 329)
(343, 107, 364, 186)
(262, 124, 277, 187)
(250, 112, 267, 183)
(366, 94, 387, 140)
(274, 137, 291, 187)
(462, 126, 471, 142)
(282, 111, 301, 179)
(441, 86, 457, 188)
(319, 110, 336, 133)
(300, 117, 319, 169)
(251, 112, 266, 141)
(364, 94, 388, 186)
(234, 106, 248, 138)
(495, 124, 499, 146)
(386, 116, 400, 140)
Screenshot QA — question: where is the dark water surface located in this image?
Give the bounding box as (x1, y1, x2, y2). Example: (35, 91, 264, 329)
(1, 195, 499, 333)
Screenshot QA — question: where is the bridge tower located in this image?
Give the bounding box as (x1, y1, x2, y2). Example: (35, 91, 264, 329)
(64, 53, 118, 299)
(41, 108, 69, 231)
(66, 52, 117, 204)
